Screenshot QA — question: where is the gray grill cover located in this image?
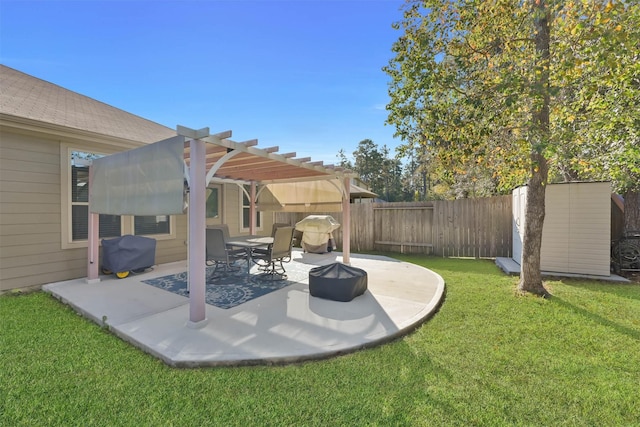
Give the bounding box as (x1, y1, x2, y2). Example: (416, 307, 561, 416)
(309, 263, 367, 302)
(102, 235, 156, 273)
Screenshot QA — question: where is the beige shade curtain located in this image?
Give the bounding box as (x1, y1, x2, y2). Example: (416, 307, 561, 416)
(90, 135, 186, 215)
(260, 180, 346, 212)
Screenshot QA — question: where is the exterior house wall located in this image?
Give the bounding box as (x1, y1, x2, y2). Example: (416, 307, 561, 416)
(513, 181, 611, 277)
(224, 184, 242, 234)
(1, 130, 66, 291)
(0, 65, 345, 292)
(207, 184, 279, 237)
(0, 126, 283, 292)
(0, 128, 190, 291)
(255, 187, 278, 234)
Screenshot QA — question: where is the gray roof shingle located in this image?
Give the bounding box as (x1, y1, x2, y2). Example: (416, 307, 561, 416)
(0, 64, 176, 143)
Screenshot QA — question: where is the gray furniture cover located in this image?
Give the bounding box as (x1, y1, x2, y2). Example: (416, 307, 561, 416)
(102, 235, 156, 273)
(309, 262, 367, 302)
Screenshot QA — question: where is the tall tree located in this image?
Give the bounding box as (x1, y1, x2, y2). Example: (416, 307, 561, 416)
(385, 0, 553, 295)
(385, 0, 640, 293)
(344, 139, 407, 201)
(551, 1, 640, 232)
(520, 0, 551, 296)
(382, 151, 405, 201)
(336, 149, 354, 170)
(352, 139, 386, 196)
(386, 0, 640, 222)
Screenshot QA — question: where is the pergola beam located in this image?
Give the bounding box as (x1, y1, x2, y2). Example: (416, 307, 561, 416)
(239, 139, 259, 147)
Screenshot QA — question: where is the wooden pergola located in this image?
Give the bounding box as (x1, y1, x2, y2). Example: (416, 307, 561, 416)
(87, 126, 355, 326)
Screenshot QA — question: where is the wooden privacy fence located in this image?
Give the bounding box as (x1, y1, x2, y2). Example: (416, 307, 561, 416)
(275, 195, 513, 258)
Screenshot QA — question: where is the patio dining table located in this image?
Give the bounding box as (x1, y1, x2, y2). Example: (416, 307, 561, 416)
(226, 235, 273, 275)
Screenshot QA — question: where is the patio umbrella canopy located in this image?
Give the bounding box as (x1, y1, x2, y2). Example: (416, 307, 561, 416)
(295, 215, 341, 253)
(262, 181, 345, 212)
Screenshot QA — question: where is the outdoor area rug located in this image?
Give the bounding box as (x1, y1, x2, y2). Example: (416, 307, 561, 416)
(141, 265, 305, 309)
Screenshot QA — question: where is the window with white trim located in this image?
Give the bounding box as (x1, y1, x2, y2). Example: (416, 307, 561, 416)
(133, 215, 171, 235)
(64, 147, 174, 247)
(71, 152, 121, 240)
(206, 186, 220, 218)
(241, 185, 261, 231)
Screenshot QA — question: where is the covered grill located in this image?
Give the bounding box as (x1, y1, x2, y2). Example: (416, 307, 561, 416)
(295, 215, 340, 254)
(102, 234, 156, 278)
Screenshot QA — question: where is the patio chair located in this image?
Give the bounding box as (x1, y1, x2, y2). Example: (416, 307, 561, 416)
(206, 227, 248, 277)
(271, 223, 290, 236)
(252, 226, 295, 280)
(271, 222, 297, 247)
(208, 224, 236, 245)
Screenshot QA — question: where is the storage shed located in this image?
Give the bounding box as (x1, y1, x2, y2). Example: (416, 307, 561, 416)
(512, 181, 611, 277)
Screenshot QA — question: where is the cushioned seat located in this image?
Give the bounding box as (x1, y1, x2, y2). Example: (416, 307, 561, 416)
(252, 226, 295, 280)
(206, 227, 248, 276)
(308, 263, 367, 302)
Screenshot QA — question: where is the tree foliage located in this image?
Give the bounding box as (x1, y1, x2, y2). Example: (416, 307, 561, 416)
(385, 0, 639, 197)
(551, 2, 639, 194)
(338, 139, 406, 201)
(384, 0, 640, 294)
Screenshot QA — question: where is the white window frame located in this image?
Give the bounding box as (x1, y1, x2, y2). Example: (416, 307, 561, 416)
(206, 184, 222, 219)
(128, 215, 176, 239)
(240, 184, 262, 233)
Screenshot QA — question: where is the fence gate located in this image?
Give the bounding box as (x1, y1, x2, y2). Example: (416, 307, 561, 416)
(373, 202, 435, 254)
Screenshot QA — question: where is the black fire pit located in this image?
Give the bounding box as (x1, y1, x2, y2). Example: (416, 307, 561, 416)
(308, 262, 367, 302)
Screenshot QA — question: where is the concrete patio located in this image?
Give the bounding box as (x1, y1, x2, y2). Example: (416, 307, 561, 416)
(43, 250, 445, 368)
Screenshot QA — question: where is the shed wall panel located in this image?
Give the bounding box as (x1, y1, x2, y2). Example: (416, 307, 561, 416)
(540, 184, 571, 271)
(515, 182, 611, 277)
(566, 182, 610, 276)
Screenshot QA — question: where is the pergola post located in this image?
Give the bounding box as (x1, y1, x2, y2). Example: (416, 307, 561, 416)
(342, 177, 351, 265)
(249, 181, 257, 235)
(188, 138, 207, 327)
(87, 165, 100, 283)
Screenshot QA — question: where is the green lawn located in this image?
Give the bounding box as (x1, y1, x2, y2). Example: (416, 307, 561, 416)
(2, 256, 639, 426)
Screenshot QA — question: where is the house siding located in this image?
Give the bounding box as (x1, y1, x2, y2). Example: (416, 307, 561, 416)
(155, 215, 187, 265)
(210, 185, 278, 237)
(1, 65, 334, 292)
(1, 130, 66, 290)
(0, 129, 188, 291)
(225, 184, 242, 234)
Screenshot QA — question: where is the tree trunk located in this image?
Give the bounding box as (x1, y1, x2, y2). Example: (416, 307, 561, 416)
(518, 0, 551, 297)
(623, 190, 640, 234)
(518, 154, 549, 296)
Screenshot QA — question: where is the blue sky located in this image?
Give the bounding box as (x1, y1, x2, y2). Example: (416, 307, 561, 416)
(0, 0, 406, 165)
